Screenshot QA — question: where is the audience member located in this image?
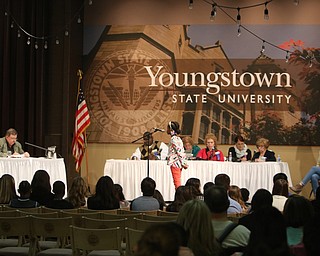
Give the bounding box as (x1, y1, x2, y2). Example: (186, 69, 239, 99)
(243, 206, 291, 256)
(153, 189, 166, 211)
(182, 136, 200, 158)
(135, 222, 194, 256)
(196, 133, 224, 161)
(204, 185, 250, 253)
(177, 199, 220, 256)
(114, 183, 130, 209)
(214, 174, 242, 214)
(303, 213, 320, 256)
(166, 186, 195, 212)
(251, 137, 276, 162)
(9, 180, 39, 208)
(46, 181, 73, 209)
(67, 176, 90, 208)
(203, 182, 214, 195)
(227, 135, 252, 162)
(185, 178, 203, 199)
(0, 174, 17, 204)
(131, 177, 160, 211)
(272, 178, 289, 212)
(238, 189, 273, 231)
(229, 185, 247, 212)
(0, 128, 30, 157)
(311, 186, 320, 215)
(131, 131, 168, 160)
(240, 188, 250, 208)
(290, 165, 320, 196)
(273, 173, 288, 184)
(167, 121, 188, 189)
(87, 175, 120, 210)
(283, 195, 314, 248)
(30, 170, 54, 206)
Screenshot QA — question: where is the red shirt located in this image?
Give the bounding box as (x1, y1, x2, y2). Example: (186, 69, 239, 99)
(196, 148, 224, 161)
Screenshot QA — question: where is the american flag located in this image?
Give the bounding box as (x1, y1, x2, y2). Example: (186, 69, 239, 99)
(72, 72, 90, 172)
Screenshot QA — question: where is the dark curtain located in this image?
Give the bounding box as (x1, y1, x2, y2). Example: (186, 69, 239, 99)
(0, 0, 83, 183)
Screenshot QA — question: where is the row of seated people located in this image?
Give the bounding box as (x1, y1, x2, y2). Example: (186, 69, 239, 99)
(131, 132, 278, 162)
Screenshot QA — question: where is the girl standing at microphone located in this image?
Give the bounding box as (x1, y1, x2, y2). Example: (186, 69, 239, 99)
(167, 121, 188, 189)
(196, 133, 225, 161)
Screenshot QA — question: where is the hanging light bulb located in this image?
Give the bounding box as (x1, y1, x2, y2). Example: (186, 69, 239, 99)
(77, 16, 81, 24)
(88, 0, 93, 5)
(5, 12, 8, 16)
(27, 37, 31, 45)
(210, 4, 217, 21)
(65, 30, 69, 36)
(10, 22, 14, 28)
(55, 38, 60, 45)
(285, 51, 290, 62)
(261, 40, 265, 53)
(264, 3, 269, 20)
(293, 0, 299, 6)
(17, 29, 21, 38)
(34, 41, 38, 49)
(236, 8, 241, 25)
(44, 41, 48, 49)
(237, 25, 241, 37)
(188, 0, 193, 9)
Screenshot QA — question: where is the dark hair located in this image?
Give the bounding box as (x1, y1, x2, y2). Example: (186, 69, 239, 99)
(168, 121, 181, 134)
(114, 184, 126, 201)
(283, 194, 314, 228)
(251, 189, 273, 212)
(272, 179, 288, 197)
(94, 175, 119, 208)
(141, 177, 156, 196)
(185, 178, 202, 196)
(166, 186, 195, 212)
(31, 170, 51, 193)
(240, 188, 250, 202)
(273, 173, 288, 184)
(303, 214, 320, 256)
(214, 174, 230, 190)
(203, 182, 214, 195)
(153, 189, 166, 210)
(52, 181, 65, 196)
(18, 180, 31, 195)
(234, 135, 244, 144)
(204, 185, 230, 213)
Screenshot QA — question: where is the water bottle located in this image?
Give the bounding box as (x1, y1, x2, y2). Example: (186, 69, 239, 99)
(277, 154, 281, 162)
(228, 152, 232, 162)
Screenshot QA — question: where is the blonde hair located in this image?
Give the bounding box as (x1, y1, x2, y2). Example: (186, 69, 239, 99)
(205, 133, 218, 149)
(256, 137, 270, 149)
(177, 199, 218, 256)
(67, 176, 90, 208)
(229, 185, 247, 211)
(182, 136, 194, 146)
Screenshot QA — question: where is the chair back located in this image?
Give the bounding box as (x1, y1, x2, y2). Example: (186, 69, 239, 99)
(70, 226, 123, 256)
(59, 211, 100, 227)
(142, 214, 177, 221)
(125, 228, 144, 256)
(134, 218, 173, 231)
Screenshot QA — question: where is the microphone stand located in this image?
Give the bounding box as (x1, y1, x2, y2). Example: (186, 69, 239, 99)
(131, 130, 160, 178)
(25, 142, 58, 158)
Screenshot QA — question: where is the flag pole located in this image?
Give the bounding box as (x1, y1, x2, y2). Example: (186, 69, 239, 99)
(76, 69, 82, 177)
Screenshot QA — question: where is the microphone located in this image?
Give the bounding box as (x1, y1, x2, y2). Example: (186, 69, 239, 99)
(153, 127, 165, 132)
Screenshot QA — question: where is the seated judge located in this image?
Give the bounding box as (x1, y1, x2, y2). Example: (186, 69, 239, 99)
(196, 133, 224, 161)
(227, 135, 252, 162)
(182, 136, 200, 158)
(251, 137, 276, 162)
(131, 131, 168, 160)
(0, 128, 30, 157)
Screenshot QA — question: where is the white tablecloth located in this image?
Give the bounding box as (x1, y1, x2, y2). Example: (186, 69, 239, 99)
(0, 157, 67, 194)
(104, 160, 292, 201)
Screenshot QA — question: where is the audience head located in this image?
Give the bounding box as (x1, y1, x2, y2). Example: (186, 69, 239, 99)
(250, 188, 273, 212)
(114, 184, 126, 201)
(135, 222, 188, 256)
(214, 174, 230, 191)
(273, 173, 288, 184)
(67, 176, 89, 208)
(167, 121, 181, 135)
(185, 177, 202, 196)
(95, 175, 116, 197)
(174, 186, 195, 202)
(153, 189, 166, 210)
(240, 188, 250, 202)
(141, 177, 156, 196)
(283, 194, 314, 228)
(316, 186, 320, 200)
(0, 174, 17, 204)
(182, 136, 195, 151)
(272, 178, 289, 197)
(229, 185, 245, 208)
(246, 206, 290, 256)
(203, 182, 214, 195)
(177, 199, 217, 256)
(31, 169, 51, 193)
(52, 181, 66, 199)
(303, 214, 320, 256)
(18, 180, 31, 198)
(204, 185, 230, 214)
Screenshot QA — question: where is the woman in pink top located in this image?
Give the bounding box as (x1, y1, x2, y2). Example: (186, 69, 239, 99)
(196, 133, 224, 161)
(167, 121, 188, 189)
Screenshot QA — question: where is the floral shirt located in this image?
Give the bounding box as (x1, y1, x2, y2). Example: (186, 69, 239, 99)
(167, 135, 188, 168)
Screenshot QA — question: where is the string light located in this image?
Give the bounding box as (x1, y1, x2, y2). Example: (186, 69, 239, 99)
(27, 37, 31, 45)
(264, 3, 269, 20)
(44, 41, 48, 49)
(10, 22, 14, 28)
(286, 51, 290, 62)
(261, 40, 265, 53)
(65, 30, 69, 36)
(236, 8, 241, 25)
(210, 4, 217, 21)
(77, 15, 81, 24)
(88, 0, 93, 5)
(55, 38, 60, 45)
(293, 0, 299, 6)
(237, 25, 241, 37)
(17, 29, 21, 38)
(189, 0, 193, 10)
(34, 41, 38, 49)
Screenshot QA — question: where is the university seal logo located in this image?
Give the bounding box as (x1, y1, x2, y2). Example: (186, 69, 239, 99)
(87, 49, 175, 142)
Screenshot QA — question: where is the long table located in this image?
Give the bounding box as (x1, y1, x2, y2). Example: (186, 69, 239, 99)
(0, 157, 67, 194)
(104, 159, 292, 201)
